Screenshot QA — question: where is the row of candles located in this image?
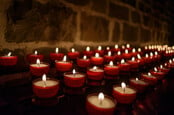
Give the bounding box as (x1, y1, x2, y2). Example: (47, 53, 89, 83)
(0, 44, 174, 115)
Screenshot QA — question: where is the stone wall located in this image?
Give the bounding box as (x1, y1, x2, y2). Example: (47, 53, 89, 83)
(0, 0, 172, 55)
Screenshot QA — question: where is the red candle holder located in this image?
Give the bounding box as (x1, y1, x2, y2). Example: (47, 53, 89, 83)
(113, 51, 122, 62)
(27, 54, 44, 64)
(50, 53, 64, 61)
(113, 83, 136, 104)
(127, 58, 139, 72)
(86, 93, 116, 115)
(158, 66, 170, 73)
(90, 53, 104, 66)
(129, 78, 149, 93)
(104, 61, 119, 80)
(55, 60, 73, 72)
(0, 55, 18, 66)
(64, 70, 86, 88)
(141, 73, 158, 85)
(30, 62, 50, 77)
(32, 76, 59, 98)
(77, 56, 90, 68)
(118, 60, 130, 72)
(104, 51, 114, 63)
(87, 66, 104, 81)
(150, 68, 165, 80)
(83, 51, 94, 57)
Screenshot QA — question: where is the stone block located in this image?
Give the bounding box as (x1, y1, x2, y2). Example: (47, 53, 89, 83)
(65, 0, 89, 6)
(140, 28, 151, 43)
(112, 22, 120, 42)
(90, 0, 107, 14)
(109, 2, 129, 21)
(131, 11, 140, 23)
(81, 13, 109, 42)
(123, 23, 138, 42)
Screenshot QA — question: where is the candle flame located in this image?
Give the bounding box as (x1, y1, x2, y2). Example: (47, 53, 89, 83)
(55, 48, 59, 53)
(63, 55, 67, 61)
(125, 49, 128, 54)
(135, 78, 139, 81)
(98, 92, 104, 102)
(132, 48, 136, 53)
(108, 51, 111, 56)
(121, 82, 126, 90)
(150, 52, 153, 57)
(138, 48, 141, 52)
(72, 69, 76, 74)
(86, 46, 90, 51)
(106, 46, 110, 50)
(121, 59, 125, 64)
(131, 57, 135, 61)
(34, 50, 38, 55)
(137, 54, 141, 59)
(148, 72, 151, 76)
(165, 63, 167, 66)
(154, 67, 158, 72)
(71, 48, 75, 52)
(155, 51, 158, 55)
(160, 65, 163, 69)
(83, 55, 87, 60)
(126, 44, 130, 48)
(145, 46, 148, 49)
(115, 44, 118, 49)
(122, 45, 125, 49)
(36, 59, 40, 65)
(98, 46, 102, 50)
(93, 66, 97, 70)
(145, 54, 149, 58)
(117, 51, 121, 55)
(7, 52, 11, 56)
(42, 74, 46, 82)
(109, 61, 114, 66)
(95, 53, 100, 57)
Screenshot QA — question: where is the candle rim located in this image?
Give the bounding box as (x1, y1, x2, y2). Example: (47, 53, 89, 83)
(32, 77, 59, 87)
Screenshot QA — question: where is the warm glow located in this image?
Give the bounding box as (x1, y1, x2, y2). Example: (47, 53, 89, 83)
(165, 63, 167, 66)
(93, 66, 97, 70)
(145, 54, 149, 58)
(145, 46, 148, 50)
(55, 48, 59, 53)
(98, 92, 104, 104)
(83, 55, 87, 60)
(117, 51, 121, 55)
(160, 65, 163, 69)
(71, 48, 75, 52)
(154, 67, 158, 72)
(34, 50, 38, 55)
(115, 44, 118, 49)
(132, 48, 136, 53)
(150, 52, 153, 57)
(126, 44, 130, 48)
(98, 46, 102, 50)
(109, 61, 114, 66)
(169, 59, 172, 64)
(137, 54, 141, 59)
(36, 59, 40, 65)
(138, 48, 141, 52)
(121, 82, 126, 92)
(125, 49, 128, 54)
(63, 55, 67, 61)
(42, 74, 47, 82)
(72, 69, 76, 74)
(121, 59, 125, 64)
(106, 46, 110, 50)
(135, 78, 139, 81)
(86, 46, 90, 51)
(7, 52, 11, 56)
(155, 51, 158, 55)
(148, 72, 151, 76)
(122, 45, 125, 49)
(131, 57, 135, 61)
(108, 51, 111, 56)
(95, 53, 100, 57)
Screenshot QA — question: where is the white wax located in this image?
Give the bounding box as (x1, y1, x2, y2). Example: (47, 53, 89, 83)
(114, 87, 136, 94)
(89, 68, 104, 72)
(65, 73, 85, 78)
(1, 56, 15, 57)
(143, 74, 156, 78)
(56, 61, 70, 63)
(30, 63, 48, 67)
(130, 79, 148, 85)
(106, 65, 118, 68)
(87, 95, 115, 109)
(34, 80, 58, 87)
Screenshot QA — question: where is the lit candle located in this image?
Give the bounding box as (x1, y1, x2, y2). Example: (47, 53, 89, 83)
(131, 48, 138, 57)
(32, 74, 59, 98)
(122, 49, 131, 60)
(141, 72, 157, 85)
(118, 59, 130, 72)
(34, 50, 38, 55)
(55, 55, 73, 72)
(90, 53, 104, 65)
(114, 51, 122, 62)
(158, 64, 170, 73)
(104, 51, 114, 63)
(77, 55, 90, 68)
(129, 77, 149, 93)
(104, 61, 119, 79)
(83, 46, 94, 57)
(27, 50, 44, 63)
(95, 46, 104, 56)
(86, 46, 90, 51)
(50, 48, 64, 61)
(127, 57, 139, 72)
(30, 59, 50, 76)
(87, 66, 104, 81)
(0, 52, 18, 66)
(68, 48, 80, 60)
(113, 82, 136, 104)
(98, 46, 102, 50)
(64, 69, 86, 88)
(86, 93, 116, 115)
(150, 67, 165, 80)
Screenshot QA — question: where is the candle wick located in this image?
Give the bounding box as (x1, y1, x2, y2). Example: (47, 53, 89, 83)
(99, 100, 103, 105)
(43, 81, 47, 87)
(123, 88, 125, 93)
(37, 63, 40, 67)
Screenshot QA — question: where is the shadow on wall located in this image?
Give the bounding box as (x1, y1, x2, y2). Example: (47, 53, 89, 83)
(5, 0, 76, 43)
